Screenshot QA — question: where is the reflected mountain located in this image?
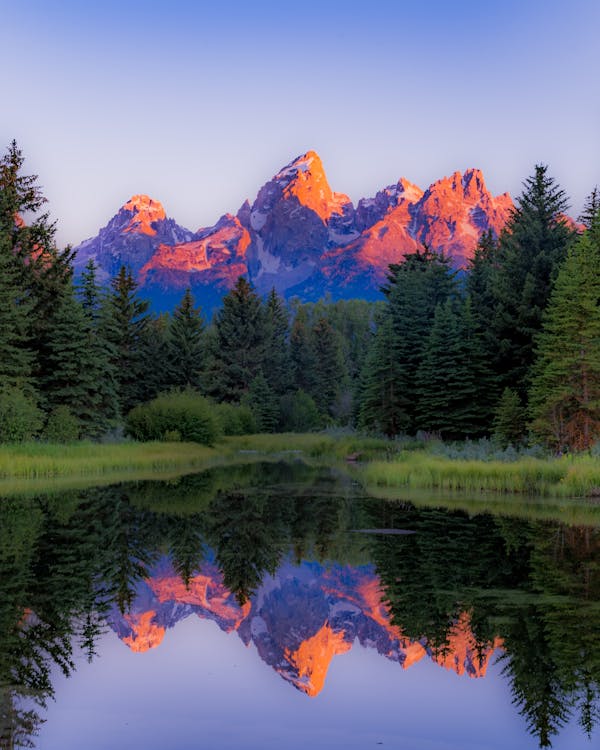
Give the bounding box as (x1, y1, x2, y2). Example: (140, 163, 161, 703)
(109, 556, 501, 696)
(0, 462, 599, 748)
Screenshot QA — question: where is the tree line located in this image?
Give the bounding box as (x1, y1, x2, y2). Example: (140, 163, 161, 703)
(1, 140, 599, 450)
(358, 167, 600, 451)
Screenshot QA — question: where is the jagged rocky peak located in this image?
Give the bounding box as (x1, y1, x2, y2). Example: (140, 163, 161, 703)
(72, 193, 194, 281)
(120, 194, 167, 235)
(355, 177, 424, 231)
(252, 150, 352, 226)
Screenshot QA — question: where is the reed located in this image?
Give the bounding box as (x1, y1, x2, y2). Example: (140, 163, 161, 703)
(360, 452, 600, 498)
(0, 441, 217, 480)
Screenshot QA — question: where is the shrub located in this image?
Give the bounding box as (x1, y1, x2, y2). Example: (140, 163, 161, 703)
(125, 390, 219, 445)
(279, 390, 322, 432)
(213, 402, 257, 435)
(43, 406, 80, 443)
(0, 387, 43, 442)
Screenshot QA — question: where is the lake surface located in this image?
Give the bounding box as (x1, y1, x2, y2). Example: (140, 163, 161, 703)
(1, 461, 598, 749)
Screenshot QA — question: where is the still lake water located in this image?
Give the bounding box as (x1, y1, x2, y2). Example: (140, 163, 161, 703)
(1, 461, 598, 749)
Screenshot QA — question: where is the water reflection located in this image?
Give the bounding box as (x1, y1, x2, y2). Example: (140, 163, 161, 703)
(0, 462, 598, 748)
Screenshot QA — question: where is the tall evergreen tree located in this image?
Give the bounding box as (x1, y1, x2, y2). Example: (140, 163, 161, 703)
(0, 141, 72, 395)
(137, 314, 171, 403)
(77, 261, 120, 433)
(208, 277, 265, 402)
(103, 266, 150, 415)
(360, 246, 457, 434)
(358, 309, 408, 435)
(290, 307, 316, 395)
(529, 219, 600, 451)
(263, 288, 291, 396)
(41, 277, 106, 435)
(415, 298, 493, 437)
(245, 373, 279, 432)
(166, 289, 205, 389)
(311, 316, 345, 417)
(0, 218, 34, 392)
(490, 165, 575, 396)
(579, 186, 600, 230)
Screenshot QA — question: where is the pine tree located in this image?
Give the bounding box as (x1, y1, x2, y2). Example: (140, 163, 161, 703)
(490, 165, 575, 397)
(579, 187, 600, 230)
(362, 246, 457, 434)
(0, 219, 34, 392)
(77, 261, 120, 433)
(41, 277, 112, 436)
(415, 298, 496, 438)
(310, 317, 345, 417)
(493, 388, 527, 447)
(79, 259, 102, 321)
(529, 220, 600, 451)
(358, 309, 409, 435)
(166, 289, 205, 389)
(137, 314, 171, 403)
(103, 266, 150, 415)
(263, 288, 291, 396)
(245, 373, 279, 432)
(208, 277, 265, 402)
(290, 307, 316, 394)
(0, 141, 72, 395)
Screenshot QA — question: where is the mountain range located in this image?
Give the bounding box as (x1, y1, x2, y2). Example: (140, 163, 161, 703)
(109, 556, 502, 696)
(73, 151, 514, 310)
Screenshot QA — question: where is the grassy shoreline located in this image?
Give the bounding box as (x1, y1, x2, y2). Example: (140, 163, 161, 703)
(0, 434, 600, 501)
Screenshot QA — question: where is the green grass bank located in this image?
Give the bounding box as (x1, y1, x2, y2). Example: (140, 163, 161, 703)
(1, 434, 600, 501)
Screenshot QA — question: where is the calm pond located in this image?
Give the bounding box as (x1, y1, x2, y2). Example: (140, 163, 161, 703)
(1, 461, 599, 749)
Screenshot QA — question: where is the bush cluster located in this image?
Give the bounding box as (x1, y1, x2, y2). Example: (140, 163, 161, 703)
(126, 391, 219, 445)
(213, 402, 257, 436)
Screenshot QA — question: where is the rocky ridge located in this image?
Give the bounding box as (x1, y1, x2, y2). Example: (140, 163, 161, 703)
(74, 152, 514, 308)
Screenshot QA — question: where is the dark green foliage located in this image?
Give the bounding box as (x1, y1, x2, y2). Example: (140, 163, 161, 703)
(0, 386, 42, 442)
(579, 187, 600, 230)
(41, 278, 108, 436)
(529, 221, 600, 451)
(415, 298, 495, 438)
(0, 228, 35, 392)
(279, 390, 321, 432)
(137, 315, 171, 403)
(263, 288, 291, 395)
(311, 316, 345, 416)
(493, 388, 527, 447)
(103, 266, 150, 415)
(0, 141, 72, 397)
(490, 165, 575, 396)
(166, 288, 205, 389)
(125, 390, 219, 445)
(359, 247, 457, 435)
(78, 264, 120, 433)
(358, 310, 407, 435)
(208, 277, 265, 402)
(43, 406, 80, 443)
(290, 307, 316, 394)
(213, 402, 257, 435)
(244, 374, 279, 432)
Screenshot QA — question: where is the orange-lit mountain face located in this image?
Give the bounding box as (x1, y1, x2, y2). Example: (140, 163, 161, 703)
(73, 152, 515, 308)
(108, 558, 502, 696)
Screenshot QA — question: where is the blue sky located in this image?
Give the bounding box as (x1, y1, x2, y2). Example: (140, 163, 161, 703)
(3, 0, 599, 246)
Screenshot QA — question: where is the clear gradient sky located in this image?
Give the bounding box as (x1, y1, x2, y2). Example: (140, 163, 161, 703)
(3, 0, 599, 247)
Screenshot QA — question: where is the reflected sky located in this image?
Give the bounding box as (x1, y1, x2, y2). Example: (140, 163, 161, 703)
(40, 612, 587, 750)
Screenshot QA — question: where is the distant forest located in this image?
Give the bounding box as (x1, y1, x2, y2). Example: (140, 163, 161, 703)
(1, 140, 599, 451)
